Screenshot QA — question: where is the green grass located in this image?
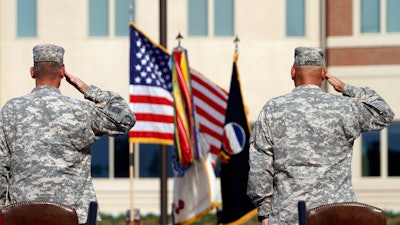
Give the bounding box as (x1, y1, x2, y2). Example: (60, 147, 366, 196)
(386, 211, 400, 225)
(98, 211, 400, 225)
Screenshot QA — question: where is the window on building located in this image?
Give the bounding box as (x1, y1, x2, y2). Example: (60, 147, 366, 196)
(188, 0, 208, 36)
(286, 0, 305, 37)
(361, 0, 380, 33)
(114, 133, 130, 177)
(89, 0, 134, 37)
(91, 139, 225, 179)
(89, 0, 109, 36)
(91, 135, 110, 178)
(361, 123, 400, 177)
(386, 0, 400, 32)
(17, 0, 37, 37)
(361, 130, 381, 176)
(92, 137, 175, 178)
(188, 0, 234, 37)
(115, 0, 134, 36)
(388, 122, 400, 176)
(139, 144, 174, 178)
(214, 0, 234, 36)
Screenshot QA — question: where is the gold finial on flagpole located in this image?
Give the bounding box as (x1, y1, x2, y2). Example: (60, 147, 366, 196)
(233, 35, 240, 62)
(234, 35, 240, 53)
(176, 32, 183, 49)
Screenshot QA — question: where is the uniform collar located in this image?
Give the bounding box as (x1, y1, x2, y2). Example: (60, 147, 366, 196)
(292, 84, 322, 92)
(31, 85, 61, 94)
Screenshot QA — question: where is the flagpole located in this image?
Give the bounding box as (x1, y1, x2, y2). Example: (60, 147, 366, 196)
(129, 142, 134, 224)
(128, 3, 139, 225)
(159, 0, 168, 224)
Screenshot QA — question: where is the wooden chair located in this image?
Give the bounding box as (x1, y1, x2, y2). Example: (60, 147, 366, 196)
(298, 201, 387, 225)
(1, 200, 79, 225)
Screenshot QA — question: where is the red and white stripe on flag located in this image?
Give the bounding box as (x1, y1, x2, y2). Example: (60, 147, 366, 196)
(129, 84, 174, 145)
(191, 69, 228, 166)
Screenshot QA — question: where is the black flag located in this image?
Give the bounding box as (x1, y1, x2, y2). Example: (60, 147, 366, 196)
(218, 53, 257, 224)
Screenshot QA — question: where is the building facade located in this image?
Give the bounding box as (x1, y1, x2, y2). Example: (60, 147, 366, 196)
(0, 0, 399, 216)
(326, 0, 400, 211)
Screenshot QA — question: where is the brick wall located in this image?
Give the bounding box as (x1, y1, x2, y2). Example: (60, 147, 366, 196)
(326, 0, 400, 66)
(327, 47, 400, 66)
(327, 0, 352, 36)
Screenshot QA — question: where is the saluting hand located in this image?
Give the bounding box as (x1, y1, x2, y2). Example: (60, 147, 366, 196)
(326, 74, 345, 93)
(64, 71, 89, 94)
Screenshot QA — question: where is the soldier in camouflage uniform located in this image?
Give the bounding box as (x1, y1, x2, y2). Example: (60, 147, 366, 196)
(0, 44, 136, 224)
(247, 47, 394, 225)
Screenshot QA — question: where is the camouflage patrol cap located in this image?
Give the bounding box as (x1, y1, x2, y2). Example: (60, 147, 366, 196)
(33, 44, 65, 65)
(293, 47, 324, 66)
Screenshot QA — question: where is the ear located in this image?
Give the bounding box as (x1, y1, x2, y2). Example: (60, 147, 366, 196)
(30, 66, 35, 78)
(321, 67, 327, 80)
(291, 66, 296, 80)
(60, 66, 66, 78)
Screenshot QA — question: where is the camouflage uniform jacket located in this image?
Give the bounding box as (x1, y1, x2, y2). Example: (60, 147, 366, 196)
(0, 85, 136, 224)
(247, 84, 394, 225)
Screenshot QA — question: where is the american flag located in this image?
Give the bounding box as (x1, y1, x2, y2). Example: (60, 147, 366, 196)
(129, 23, 174, 145)
(129, 22, 228, 164)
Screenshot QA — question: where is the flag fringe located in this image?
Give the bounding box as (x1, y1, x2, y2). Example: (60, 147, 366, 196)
(175, 202, 221, 225)
(218, 208, 258, 225)
(129, 137, 173, 146)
